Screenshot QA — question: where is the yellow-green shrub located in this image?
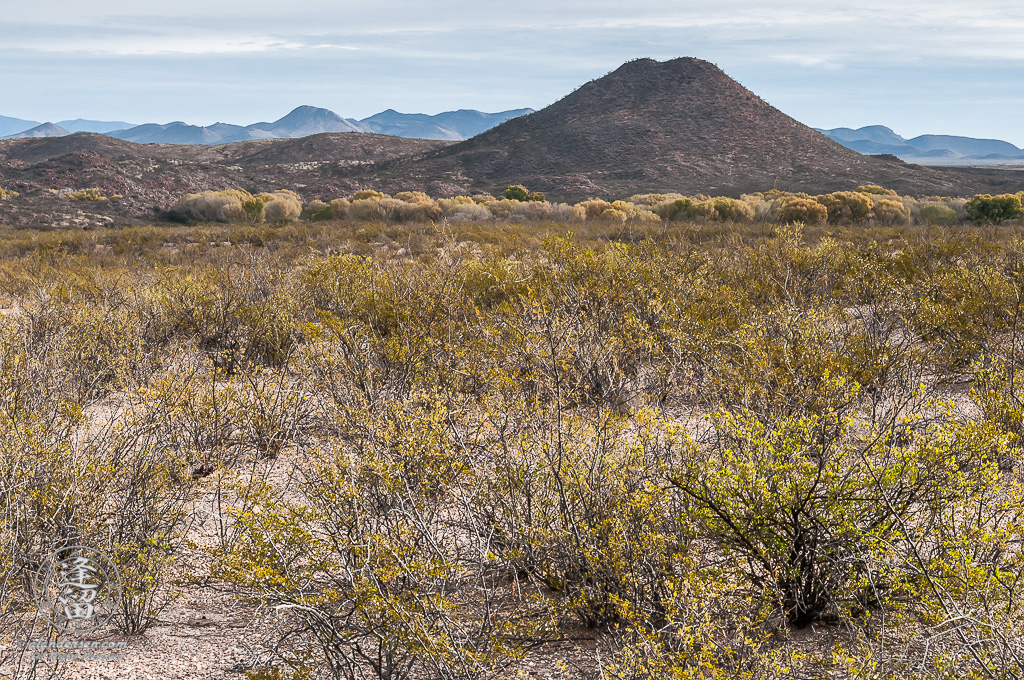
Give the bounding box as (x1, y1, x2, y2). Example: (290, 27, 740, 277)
(350, 189, 389, 201)
(576, 199, 614, 219)
(815, 191, 873, 224)
(301, 199, 328, 220)
(652, 197, 696, 220)
(693, 196, 755, 222)
(347, 196, 385, 221)
(437, 196, 476, 213)
(257, 190, 302, 223)
(856, 184, 898, 197)
(393, 190, 432, 204)
(965, 193, 1024, 224)
(919, 203, 958, 226)
(328, 197, 350, 219)
(770, 195, 828, 224)
(447, 202, 493, 222)
(626, 192, 685, 206)
(65, 187, 109, 202)
(482, 198, 521, 219)
(871, 198, 911, 226)
(599, 207, 628, 223)
(172, 189, 253, 222)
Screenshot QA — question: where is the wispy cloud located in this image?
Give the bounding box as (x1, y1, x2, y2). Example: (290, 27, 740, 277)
(7, 1, 1024, 64)
(2, 0, 1023, 145)
(769, 55, 844, 69)
(31, 36, 309, 56)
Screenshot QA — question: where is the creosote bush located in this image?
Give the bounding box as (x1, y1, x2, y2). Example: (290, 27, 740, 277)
(694, 196, 755, 222)
(919, 203, 958, 226)
(4, 200, 1024, 680)
(165, 185, 1017, 231)
(258, 190, 302, 223)
(857, 184, 899, 197)
(172, 189, 255, 222)
(770, 195, 828, 224)
(64, 187, 110, 202)
(503, 184, 545, 202)
(815, 190, 873, 224)
(871, 198, 911, 226)
(965, 193, 1024, 224)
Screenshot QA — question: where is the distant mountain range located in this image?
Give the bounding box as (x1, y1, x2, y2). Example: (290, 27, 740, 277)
(0, 106, 535, 144)
(0, 115, 43, 137)
(9, 123, 71, 139)
(6, 105, 1020, 168)
(359, 109, 535, 141)
(2, 117, 136, 137)
(818, 125, 1024, 166)
(3, 57, 1023, 233)
(60, 119, 137, 134)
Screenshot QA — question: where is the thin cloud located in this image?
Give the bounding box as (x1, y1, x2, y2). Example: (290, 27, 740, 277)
(44, 36, 308, 56)
(769, 55, 844, 70)
(2, 0, 1023, 145)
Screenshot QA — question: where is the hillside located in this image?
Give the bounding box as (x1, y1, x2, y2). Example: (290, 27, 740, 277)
(0, 132, 451, 227)
(366, 58, 1023, 200)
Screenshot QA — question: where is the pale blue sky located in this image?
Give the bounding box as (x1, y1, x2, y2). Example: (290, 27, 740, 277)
(3, 1, 1023, 145)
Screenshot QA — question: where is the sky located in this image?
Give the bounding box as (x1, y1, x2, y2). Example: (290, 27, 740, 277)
(3, 0, 1024, 146)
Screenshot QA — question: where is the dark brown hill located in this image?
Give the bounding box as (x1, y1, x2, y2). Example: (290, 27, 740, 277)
(229, 133, 448, 164)
(0, 133, 145, 165)
(0, 131, 448, 167)
(0, 132, 451, 226)
(365, 58, 1023, 199)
